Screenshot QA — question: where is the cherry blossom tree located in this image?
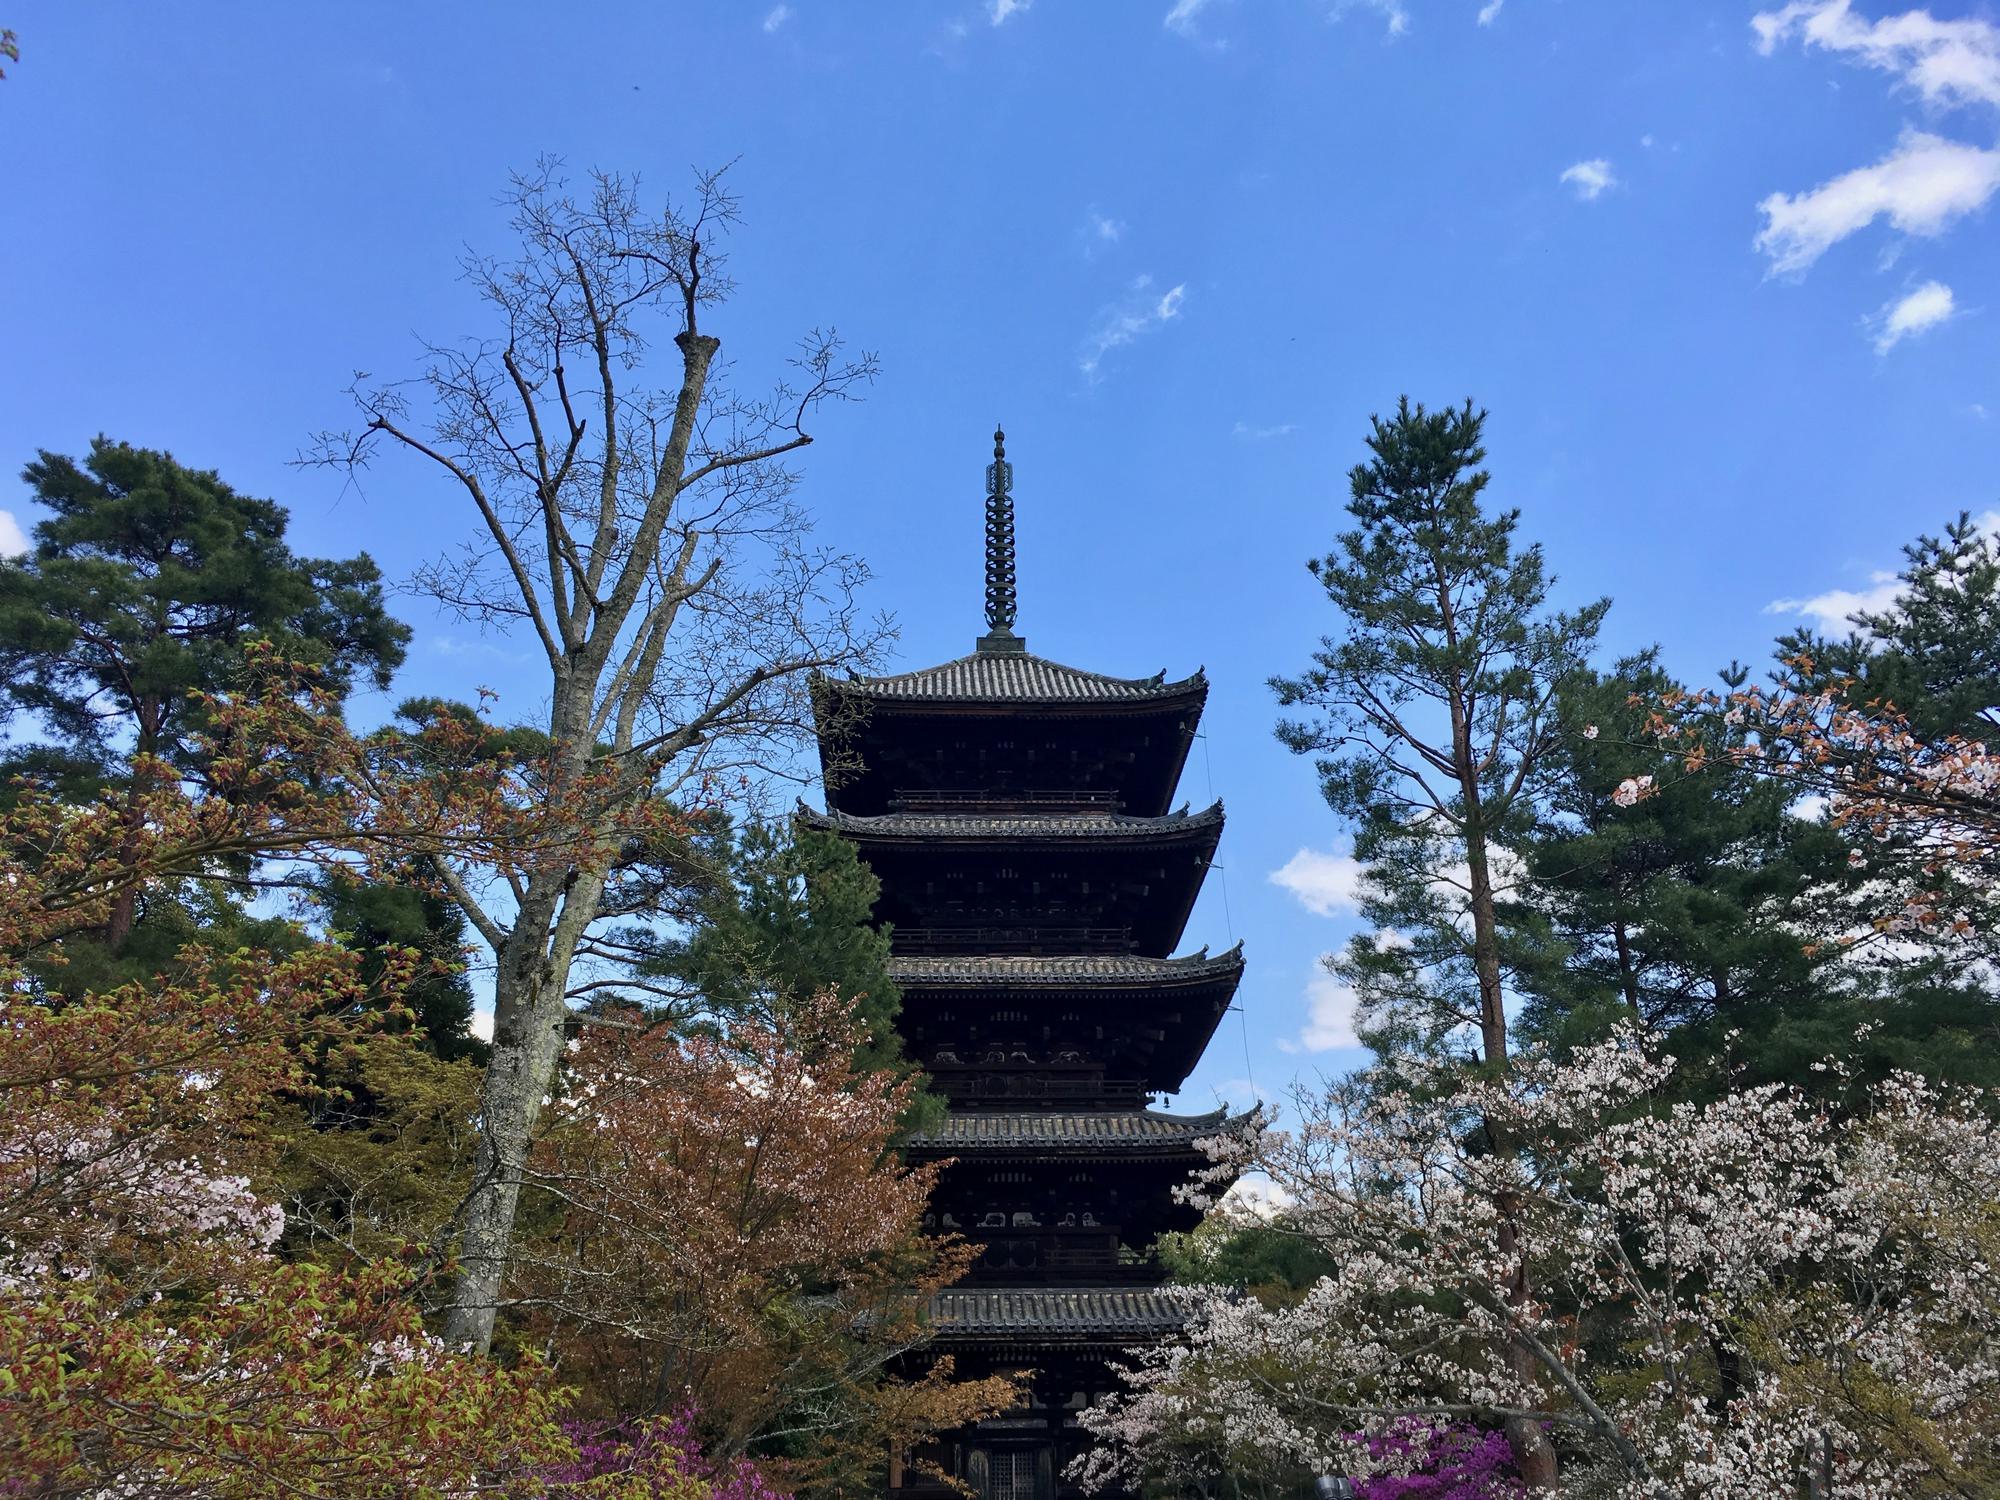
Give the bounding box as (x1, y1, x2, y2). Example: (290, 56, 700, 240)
(1075, 1033, 2000, 1500)
(1619, 673, 1998, 973)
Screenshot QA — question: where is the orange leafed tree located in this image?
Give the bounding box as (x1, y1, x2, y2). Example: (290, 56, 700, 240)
(521, 991, 1019, 1494)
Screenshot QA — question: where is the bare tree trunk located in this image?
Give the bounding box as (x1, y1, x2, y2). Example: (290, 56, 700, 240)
(443, 868, 607, 1348)
(444, 666, 620, 1349)
(1464, 830, 1508, 1067)
(313, 166, 880, 1355)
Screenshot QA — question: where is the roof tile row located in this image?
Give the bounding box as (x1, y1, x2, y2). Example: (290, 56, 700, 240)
(929, 1286, 1193, 1338)
(909, 1107, 1243, 1150)
(835, 652, 1205, 705)
(888, 946, 1244, 986)
(802, 802, 1223, 840)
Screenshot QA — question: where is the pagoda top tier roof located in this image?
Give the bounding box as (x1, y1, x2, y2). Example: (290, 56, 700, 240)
(908, 1107, 1248, 1154)
(826, 650, 1206, 708)
(801, 800, 1223, 842)
(888, 945, 1244, 988)
(928, 1286, 1192, 1345)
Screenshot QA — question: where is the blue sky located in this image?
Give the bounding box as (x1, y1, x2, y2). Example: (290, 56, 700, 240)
(3, 2, 1997, 1114)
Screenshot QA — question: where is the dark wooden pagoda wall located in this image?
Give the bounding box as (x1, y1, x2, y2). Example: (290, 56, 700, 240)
(812, 657, 1239, 1500)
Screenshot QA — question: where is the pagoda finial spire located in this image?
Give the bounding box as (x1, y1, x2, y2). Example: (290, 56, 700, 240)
(977, 423, 1025, 654)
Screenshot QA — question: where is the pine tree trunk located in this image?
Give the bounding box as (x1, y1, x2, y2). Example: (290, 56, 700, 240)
(103, 701, 165, 952)
(1613, 916, 1641, 1016)
(1464, 795, 1559, 1486)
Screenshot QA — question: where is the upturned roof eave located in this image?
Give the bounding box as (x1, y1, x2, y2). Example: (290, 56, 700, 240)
(904, 1106, 1254, 1156)
(887, 943, 1246, 990)
(811, 656, 1209, 711)
(797, 800, 1226, 844)
(924, 1286, 1198, 1344)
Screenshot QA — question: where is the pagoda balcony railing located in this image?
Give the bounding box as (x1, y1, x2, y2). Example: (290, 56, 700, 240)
(935, 1074, 1150, 1103)
(892, 925, 1136, 955)
(888, 787, 1125, 814)
(972, 1240, 1163, 1281)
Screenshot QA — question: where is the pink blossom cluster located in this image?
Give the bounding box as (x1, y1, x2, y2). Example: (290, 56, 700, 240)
(1352, 1422, 1520, 1500)
(0, 1124, 284, 1292)
(544, 1411, 790, 1500)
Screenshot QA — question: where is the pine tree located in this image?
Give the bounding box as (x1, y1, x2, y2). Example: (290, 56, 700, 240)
(1271, 398, 1605, 1488)
(1511, 654, 1854, 1076)
(1776, 509, 2000, 745)
(1272, 398, 1606, 1071)
(646, 821, 908, 1073)
(315, 863, 484, 1063)
(0, 438, 410, 956)
(1, 437, 409, 783)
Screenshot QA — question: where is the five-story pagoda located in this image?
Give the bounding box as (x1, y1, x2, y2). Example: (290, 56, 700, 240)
(807, 431, 1246, 1500)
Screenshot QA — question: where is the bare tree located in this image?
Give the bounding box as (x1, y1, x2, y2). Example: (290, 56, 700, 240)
(308, 162, 885, 1351)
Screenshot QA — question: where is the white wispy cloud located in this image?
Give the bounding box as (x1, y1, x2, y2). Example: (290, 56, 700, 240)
(990, 0, 1030, 24)
(762, 4, 792, 32)
(0, 511, 27, 557)
(1766, 570, 1905, 632)
(1753, 8, 2000, 281)
(1756, 128, 2000, 273)
(1298, 966, 1362, 1051)
(1233, 420, 1298, 440)
(1753, 1, 2000, 111)
(1078, 276, 1186, 381)
(431, 634, 534, 665)
(1871, 278, 1957, 350)
(1767, 507, 2000, 629)
(1329, 0, 1409, 38)
(1270, 845, 1365, 916)
(1164, 0, 1217, 37)
(1560, 158, 1618, 200)
(1081, 207, 1126, 257)
(1477, 0, 1505, 25)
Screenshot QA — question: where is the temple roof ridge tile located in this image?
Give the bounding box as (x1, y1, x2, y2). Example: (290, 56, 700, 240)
(908, 1106, 1252, 1152)
(928, 1285, 1195, 1339)
(826, 650, 1206, 705)
(888, 944, 1244, 986)
(799, 799, 1223, 840)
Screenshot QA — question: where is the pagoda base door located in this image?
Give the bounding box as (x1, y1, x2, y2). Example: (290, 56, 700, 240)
(968, 1444, 1056, 1500)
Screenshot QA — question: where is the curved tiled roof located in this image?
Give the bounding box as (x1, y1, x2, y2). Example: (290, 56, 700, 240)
(801, 801, 1223, 841)
(888, 945, 1245, 988)
(929, 1286, 1193, 1340)
(831, 652, 1206, 706)
(908, 1107, 1245, 1152)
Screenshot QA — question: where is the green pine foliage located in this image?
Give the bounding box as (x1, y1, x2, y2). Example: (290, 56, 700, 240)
(1512, 649, 2000, 1094)
(0, 438, 413, 987)
(1512, 654, 1847, 1050)
(644, 820, 912, 1072)
(1272, 398, 1606, 1068)
(315, 865, 485, 1063)
(1775, 509, 2000, 745)
(0, 437, 409, 785)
